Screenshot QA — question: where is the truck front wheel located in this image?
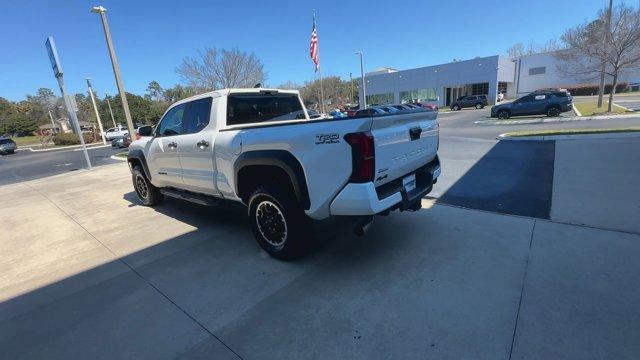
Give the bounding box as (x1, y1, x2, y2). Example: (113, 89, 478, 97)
(132, 165, 163, 206)
(248, 185, 312, 260)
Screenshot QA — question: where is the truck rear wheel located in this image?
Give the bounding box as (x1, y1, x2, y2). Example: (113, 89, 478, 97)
(132, 165, 163, 206)
(248, 185, 312, 260)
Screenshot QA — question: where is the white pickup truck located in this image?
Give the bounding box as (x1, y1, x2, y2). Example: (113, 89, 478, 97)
(128, 88, 440, 259)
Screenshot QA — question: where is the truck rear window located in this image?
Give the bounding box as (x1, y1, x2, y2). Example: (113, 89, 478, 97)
(227, 93, 305, 125)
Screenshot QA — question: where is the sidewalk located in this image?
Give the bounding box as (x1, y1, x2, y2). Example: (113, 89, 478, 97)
(1, 163, 639, 359)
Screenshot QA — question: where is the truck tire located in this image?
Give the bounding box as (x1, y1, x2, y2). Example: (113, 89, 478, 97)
(132, 165, 163, 206)
(452, 104, 460, 111)
(475, 103, 483, 109)
(248, 185, 313, 260)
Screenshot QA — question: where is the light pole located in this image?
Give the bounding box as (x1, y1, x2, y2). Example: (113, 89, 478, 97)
(48, 110, 57, 133)
(45, 36, 92, 170)
(91, 6, 135, 139)
(349, 72, 354, 105)
(86, 78, 107, 145)
(355, 51, 366, 109)
(105, 94, 116, 128)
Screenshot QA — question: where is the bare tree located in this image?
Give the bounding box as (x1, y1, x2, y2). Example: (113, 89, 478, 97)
(277, 81, 302, 90)
(297, 76, 356, 109)
(555, 5, 640, 111)
(508, 39, 562, 58)
(176, 47, 266, 91)
(507, 43, 525, 57)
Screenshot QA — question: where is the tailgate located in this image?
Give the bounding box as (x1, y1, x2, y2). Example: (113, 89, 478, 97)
(369, 110, 438, 187)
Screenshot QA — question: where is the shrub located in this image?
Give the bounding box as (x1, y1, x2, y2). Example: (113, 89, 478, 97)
(562, 82, 628, 96)
(52, 133, 94, 146)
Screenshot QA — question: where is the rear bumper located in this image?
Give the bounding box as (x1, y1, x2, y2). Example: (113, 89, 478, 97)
(330, 156, 440, 216)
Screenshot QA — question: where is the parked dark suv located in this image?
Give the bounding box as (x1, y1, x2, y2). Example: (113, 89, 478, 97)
(491, 89, 573, 119)
(450, 95, 488, 110)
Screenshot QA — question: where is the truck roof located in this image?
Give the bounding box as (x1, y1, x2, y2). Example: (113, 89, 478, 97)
(172, 88, 300, 106)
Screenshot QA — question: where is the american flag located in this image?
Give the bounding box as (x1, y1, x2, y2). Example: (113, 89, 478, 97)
(309, 14, 319, 72)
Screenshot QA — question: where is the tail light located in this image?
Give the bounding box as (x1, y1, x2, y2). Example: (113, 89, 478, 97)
(344, 131, 375, 183)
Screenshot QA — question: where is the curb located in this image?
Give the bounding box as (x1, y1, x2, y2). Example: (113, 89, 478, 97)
(110, 154, 128, 161)
(475, 113, 640, 126)
(497, 131, 640, 141)
(21, 143, 110, 152)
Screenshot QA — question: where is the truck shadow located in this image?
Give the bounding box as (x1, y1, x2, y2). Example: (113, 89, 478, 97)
(121, 191, 407, 263)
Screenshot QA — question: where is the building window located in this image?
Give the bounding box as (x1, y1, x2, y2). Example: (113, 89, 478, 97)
(399, 88, 438, 103)
(529, 67, 546, 75)
(366, 93, 394, 105)
(498, 82, 508, 94)
(471, 83, 489, 95)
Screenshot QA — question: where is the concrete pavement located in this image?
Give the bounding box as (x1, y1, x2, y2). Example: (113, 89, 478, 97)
(2, 159, 639, 359)
(551, 137, 640, 234)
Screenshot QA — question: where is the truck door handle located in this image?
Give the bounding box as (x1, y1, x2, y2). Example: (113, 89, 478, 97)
(197, 140, 209, 149)
(409, 127, 422, 141)
(168, 141, 177, 149)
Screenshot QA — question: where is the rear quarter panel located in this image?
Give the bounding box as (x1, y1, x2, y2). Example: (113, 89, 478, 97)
(215, 118, 372, 219)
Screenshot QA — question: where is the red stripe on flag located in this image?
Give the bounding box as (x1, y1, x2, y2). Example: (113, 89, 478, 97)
(310, 25, 319, 72)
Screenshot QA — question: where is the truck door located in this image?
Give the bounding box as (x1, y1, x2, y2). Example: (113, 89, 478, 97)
(146, 103, 185, 187)
(175, 97, 219, 195)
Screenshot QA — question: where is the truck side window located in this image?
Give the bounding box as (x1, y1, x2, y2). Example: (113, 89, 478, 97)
(157, 104, 185, 137)
(227, 93, 305, 125)
(183, 97, 212, 134)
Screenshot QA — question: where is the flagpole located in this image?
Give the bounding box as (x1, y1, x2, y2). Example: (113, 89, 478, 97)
(314, 10, 325, 114)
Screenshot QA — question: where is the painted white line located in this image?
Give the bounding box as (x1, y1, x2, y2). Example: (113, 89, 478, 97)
(572, 103, 582, 117)
(613, 102, 633, 112)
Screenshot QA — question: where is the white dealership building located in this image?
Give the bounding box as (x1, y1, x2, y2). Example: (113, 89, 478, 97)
(360, 52, 640, 107)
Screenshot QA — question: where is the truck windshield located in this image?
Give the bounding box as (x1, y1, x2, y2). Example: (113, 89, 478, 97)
(227, 93, 305, 125)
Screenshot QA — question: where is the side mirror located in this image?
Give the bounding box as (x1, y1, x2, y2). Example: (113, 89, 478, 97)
(138, 125, 153, 137)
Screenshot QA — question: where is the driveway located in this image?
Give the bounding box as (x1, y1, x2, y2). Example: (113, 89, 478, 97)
(1, 140, 639, 359)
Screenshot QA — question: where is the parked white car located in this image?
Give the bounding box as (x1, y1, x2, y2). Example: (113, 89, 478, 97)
(104, 125, 129, 140)
(128, 88, 440, 259)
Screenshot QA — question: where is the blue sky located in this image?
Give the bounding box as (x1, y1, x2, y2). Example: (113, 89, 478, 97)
(0, 0, 634, 101)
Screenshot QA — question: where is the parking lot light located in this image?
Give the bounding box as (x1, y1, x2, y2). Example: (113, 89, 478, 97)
(91, 5, 136, 144)
(85, 78, 107, 145)
(355, 51, 366, 109)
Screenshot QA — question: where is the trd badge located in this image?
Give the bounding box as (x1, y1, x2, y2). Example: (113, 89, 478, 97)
(315, 133, 340, 144)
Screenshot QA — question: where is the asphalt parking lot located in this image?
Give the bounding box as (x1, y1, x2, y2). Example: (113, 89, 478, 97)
(0, 145, 121, 186)
(1, 130, 639, 359)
